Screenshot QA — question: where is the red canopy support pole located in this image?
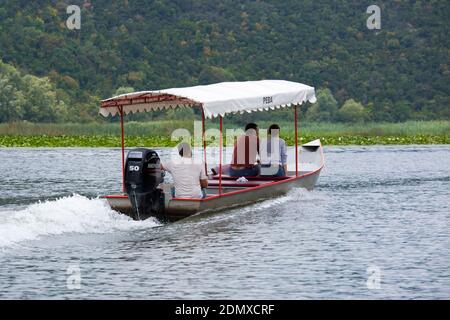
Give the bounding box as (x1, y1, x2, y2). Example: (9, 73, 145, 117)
(219, 115, 223, 195)
(201, 106, 207, 174)
(294, 104, 299, 177)
(119, 106, 126, 193)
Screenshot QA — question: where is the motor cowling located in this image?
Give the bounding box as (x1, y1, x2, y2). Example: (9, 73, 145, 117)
(125, 148, 164, 220)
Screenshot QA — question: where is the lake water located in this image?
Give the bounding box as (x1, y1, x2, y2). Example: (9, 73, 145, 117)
(0, 146, 449, 299)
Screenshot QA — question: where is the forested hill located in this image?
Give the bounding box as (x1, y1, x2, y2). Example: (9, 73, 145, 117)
(0, 0, 449, 122)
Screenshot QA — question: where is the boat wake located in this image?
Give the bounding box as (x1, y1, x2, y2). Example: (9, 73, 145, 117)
(197, 188, 321, 225)
(0, 194, 160, 248)
(242, 187, 324, 212)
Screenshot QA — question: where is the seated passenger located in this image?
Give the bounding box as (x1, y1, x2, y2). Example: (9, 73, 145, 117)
(161, 142, 208, 198)
(210, 164, 230, 176)
(260, 124, 287, 177)
(229, 123, 260, 177)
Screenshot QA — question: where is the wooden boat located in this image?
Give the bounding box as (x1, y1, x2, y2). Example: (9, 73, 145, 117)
(99, 80, 323, 221)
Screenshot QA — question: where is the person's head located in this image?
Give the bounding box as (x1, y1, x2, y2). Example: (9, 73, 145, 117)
(268, 124, 280, 137)
(245, 122, 258, 136)
(177, 142, 192, 158)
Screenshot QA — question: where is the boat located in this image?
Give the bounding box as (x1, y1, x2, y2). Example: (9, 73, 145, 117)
(100, 80, 324, 221)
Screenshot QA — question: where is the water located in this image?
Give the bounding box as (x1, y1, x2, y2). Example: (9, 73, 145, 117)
(0, 146, 449, 299)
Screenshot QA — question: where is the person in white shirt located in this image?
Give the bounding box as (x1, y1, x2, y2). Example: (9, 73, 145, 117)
(260, 124, 287, 177)
(161, 142, 208, 198)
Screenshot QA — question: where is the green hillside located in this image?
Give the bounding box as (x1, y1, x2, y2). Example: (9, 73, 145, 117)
(0, 0, 449, 123)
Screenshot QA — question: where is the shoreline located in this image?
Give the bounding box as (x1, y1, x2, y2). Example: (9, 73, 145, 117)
(1, 120, 448, 147)
(1, 134, 448, 147)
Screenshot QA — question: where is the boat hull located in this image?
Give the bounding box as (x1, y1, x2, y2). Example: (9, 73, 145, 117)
(164, 169, 321, 221)
(105, 139, 324, 222)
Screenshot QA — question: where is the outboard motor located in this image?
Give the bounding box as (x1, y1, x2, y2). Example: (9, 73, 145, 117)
(125, 148, 164, 220)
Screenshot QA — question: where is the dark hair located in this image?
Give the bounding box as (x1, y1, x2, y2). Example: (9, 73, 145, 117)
(268, 123, 280, 135)
(245, 123, 258, 131)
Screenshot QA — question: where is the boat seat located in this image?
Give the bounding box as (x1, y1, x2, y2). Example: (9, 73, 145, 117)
(207, 180, 267, 188)
(211, 175, 290, 181)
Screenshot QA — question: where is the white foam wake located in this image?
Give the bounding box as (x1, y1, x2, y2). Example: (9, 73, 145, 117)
(0, 194, 160, 248)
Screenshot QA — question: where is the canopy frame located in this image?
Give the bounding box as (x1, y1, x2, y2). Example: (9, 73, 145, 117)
(116, 103, 301, 196)
(106, 80, 315, 196)
(101, 92, 197, 109)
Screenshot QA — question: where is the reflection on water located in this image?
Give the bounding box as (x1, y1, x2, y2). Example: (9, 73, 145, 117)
(0, 146, 449, 299)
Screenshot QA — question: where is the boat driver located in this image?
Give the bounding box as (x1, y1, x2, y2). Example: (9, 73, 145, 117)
(161, 142, 208, 198)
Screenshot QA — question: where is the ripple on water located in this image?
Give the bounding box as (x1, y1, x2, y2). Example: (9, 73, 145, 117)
(0, 146, 449, 299)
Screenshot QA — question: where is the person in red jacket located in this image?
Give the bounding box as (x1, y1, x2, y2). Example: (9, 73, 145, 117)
(229, 123, 260, 177)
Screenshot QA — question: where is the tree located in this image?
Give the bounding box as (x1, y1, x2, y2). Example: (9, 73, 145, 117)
(166, 106, 196, 120)
(306, 88, 338, 122)
(0, 75, 24, 122)
(0, 1, 449, 122)
(114, 87, 135, 96)
(0, 60, 24, 122)
(20, 75, 65, 122)
(0, 60, 68, 122)
(338, 99, 367, 123)
(392, 100, 411, 122)
(198, 66, 235, 85)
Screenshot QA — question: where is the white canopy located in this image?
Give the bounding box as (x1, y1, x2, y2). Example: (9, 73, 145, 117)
(99, 80, 316, 119)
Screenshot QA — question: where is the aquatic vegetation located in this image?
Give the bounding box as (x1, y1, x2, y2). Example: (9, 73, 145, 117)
(0, 134, 448, 147)
(0, 135, 173, 148)
(0, 120, 448, 147)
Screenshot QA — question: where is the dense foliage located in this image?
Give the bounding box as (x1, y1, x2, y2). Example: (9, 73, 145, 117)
(0, 0, 449, 123)
(0, 60, 70, 122)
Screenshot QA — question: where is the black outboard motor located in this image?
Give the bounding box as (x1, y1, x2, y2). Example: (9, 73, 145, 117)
(125, 148, 164, 220)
